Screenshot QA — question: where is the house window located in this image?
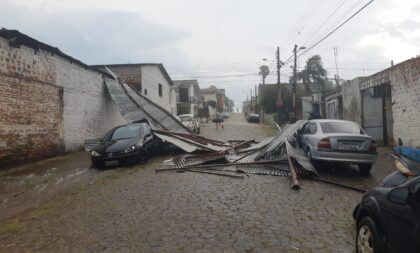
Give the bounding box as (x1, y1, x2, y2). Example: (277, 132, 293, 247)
(179, 87, 189, 102)
(159, 83, 163, 97)
(144, 89, 148, 96)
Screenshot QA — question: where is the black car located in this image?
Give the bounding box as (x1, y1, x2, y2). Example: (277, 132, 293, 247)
(90, 122, 161, 169)
(353, 176, 420, 253)
(246, 113, 260, 123)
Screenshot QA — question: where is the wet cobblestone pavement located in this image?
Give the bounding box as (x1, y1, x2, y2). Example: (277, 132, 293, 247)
(0, 113, 391, 252)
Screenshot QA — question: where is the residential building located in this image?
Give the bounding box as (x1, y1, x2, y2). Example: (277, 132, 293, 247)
(91, 63, 176, 115)
(0, 29, 126, 164)
(173, 80, 203, 116)
(323, 56, 420, 151)
(201, 85, 219, 117)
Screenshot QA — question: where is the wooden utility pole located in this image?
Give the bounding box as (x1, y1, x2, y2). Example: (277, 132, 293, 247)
(255, 85, 257, 113)
(293, 44, 298, 118)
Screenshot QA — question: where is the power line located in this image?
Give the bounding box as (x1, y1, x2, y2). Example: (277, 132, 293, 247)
(298, 0, 374, 58)
(301, 0, 348, 47)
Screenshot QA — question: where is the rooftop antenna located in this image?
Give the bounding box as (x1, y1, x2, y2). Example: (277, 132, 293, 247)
(333, 47, 340, 86)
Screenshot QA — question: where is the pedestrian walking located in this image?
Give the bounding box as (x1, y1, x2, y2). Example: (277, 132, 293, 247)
(215, 112, 223, 130)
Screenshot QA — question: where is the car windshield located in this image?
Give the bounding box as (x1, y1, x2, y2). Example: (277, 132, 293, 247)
(111, 125, 141, 140)
(179, 116, 193, 122)
(320, 122, 363, 134)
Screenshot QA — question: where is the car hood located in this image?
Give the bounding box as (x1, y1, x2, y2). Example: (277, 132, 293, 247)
(94, 138, 140, 154)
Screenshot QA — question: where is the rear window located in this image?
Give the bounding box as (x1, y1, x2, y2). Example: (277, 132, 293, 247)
(179, 116, 193, 122)
(320, 122, 363, 134)
(111, 125, 141, 140)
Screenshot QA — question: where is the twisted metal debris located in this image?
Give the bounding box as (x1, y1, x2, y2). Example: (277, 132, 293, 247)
(156, 120, 319, 190)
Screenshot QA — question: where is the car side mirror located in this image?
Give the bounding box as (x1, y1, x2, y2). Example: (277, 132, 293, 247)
(388, 187, 410, 205)
(398, 138, 403, 146)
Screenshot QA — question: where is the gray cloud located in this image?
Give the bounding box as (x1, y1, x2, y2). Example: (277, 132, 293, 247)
(0, 1, 189, 65)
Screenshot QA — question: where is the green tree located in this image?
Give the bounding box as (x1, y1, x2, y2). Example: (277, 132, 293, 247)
(297, 55, 327, 92)
(259, 65, 270, 85)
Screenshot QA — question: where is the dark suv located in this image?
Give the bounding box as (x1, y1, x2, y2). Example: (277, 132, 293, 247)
(353, 176, 420, 253)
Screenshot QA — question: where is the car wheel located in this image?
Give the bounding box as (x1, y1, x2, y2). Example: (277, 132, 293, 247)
(358, 164, 372, 176)
(356, 217, 383, 253)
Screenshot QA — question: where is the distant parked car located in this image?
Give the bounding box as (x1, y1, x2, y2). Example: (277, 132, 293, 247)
(247, 113, 260, 123)
(353, 176, 420, 253)
(212, 113, 224, 123)
(178, 114, 200, 134)
(90, 122, 161, 169)
(222, 112, 230, 118)
(297, 119, 377, 175)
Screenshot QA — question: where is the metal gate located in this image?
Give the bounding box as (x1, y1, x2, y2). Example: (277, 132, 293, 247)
(361, 84, 391, 146)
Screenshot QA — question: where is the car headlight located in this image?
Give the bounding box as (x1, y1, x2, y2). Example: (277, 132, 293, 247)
(91, 150, 101, 157)
(124, 146, 136, 153)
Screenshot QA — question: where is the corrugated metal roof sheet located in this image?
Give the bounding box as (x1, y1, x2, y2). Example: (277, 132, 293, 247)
(103, 67, 192, 134)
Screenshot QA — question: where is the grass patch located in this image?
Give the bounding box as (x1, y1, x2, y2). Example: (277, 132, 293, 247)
(0, 219, 21, 235)
(30, 201, 59, 219)
(261, 114, 279, 136)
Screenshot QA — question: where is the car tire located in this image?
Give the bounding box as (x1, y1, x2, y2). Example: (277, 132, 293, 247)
(358, 164, 372, 176)
(356, 217, 384, 253)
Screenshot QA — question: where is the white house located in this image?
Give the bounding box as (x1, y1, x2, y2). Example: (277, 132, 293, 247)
(91, 63, 176, 115)
(172, 80, 202, 116)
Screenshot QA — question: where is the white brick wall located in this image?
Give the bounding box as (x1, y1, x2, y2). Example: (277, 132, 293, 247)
(390, 57, 420, 148)
(54, 58, 126, 151)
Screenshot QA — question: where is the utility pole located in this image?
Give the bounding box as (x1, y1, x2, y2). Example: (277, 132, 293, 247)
(255, 85, 258, 114)
(293, 44, 298, 118)
(333, 47, 340, 86)
(250, 89, 253, 112)
(276, 47, 281, 85)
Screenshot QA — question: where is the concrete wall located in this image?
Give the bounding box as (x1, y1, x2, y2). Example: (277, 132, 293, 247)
(342, 78, 363, 125)
(55, 58, 126, 151)
(141, 65, 173, 114)
(390, 57, 420, 148)
(0, 36, 126, 163)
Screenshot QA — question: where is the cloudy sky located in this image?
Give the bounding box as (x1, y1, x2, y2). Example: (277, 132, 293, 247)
(1, 0, 419, 110)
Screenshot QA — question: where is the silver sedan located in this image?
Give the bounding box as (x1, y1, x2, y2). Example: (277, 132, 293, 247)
(297, 119, 377, 175)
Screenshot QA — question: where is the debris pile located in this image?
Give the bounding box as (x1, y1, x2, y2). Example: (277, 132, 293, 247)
(156, 120, 318, 190)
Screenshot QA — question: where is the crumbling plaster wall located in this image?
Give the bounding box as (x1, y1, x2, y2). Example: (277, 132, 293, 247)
(342, 77, 364, 125)
(390, 57, 420, 148)
(0, 37, 126, 163)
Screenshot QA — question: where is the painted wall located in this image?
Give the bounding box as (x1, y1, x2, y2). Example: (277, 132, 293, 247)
(0, 36, 126, 163)
(141, 65, 172, 113)
(342, 78, 363, 125)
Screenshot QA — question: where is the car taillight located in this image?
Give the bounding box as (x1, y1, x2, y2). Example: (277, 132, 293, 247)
(318, 138, 331, 149)
(369, 141, 377, 152)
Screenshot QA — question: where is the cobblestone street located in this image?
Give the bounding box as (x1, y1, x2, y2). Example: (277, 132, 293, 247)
(0, 113, 382, 252)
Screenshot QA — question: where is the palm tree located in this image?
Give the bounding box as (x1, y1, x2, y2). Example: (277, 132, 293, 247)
(259, 65, 270, 85)
(297, 55, 327, 92)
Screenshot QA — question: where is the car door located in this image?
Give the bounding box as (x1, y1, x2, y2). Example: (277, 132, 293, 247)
(382, 182, 420, 252)
(298, 123, 309, 148)
(301, 123, 317, 150)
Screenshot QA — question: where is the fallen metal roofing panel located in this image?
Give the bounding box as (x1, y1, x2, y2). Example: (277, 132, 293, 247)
(154, 133, 202, 153)
(103, 67, 192, 134)
(254, 120, 307, 161)
(285, 141, 318, 177)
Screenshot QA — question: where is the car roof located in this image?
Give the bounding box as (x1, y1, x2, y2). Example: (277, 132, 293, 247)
(308, 119, 359, 124)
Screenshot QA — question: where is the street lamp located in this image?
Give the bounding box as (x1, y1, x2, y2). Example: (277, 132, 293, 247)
(292, 45, 306, 121)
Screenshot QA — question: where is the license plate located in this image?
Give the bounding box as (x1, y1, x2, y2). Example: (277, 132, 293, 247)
(105, 160, 119, 166)
(341, 143, 361, 150)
